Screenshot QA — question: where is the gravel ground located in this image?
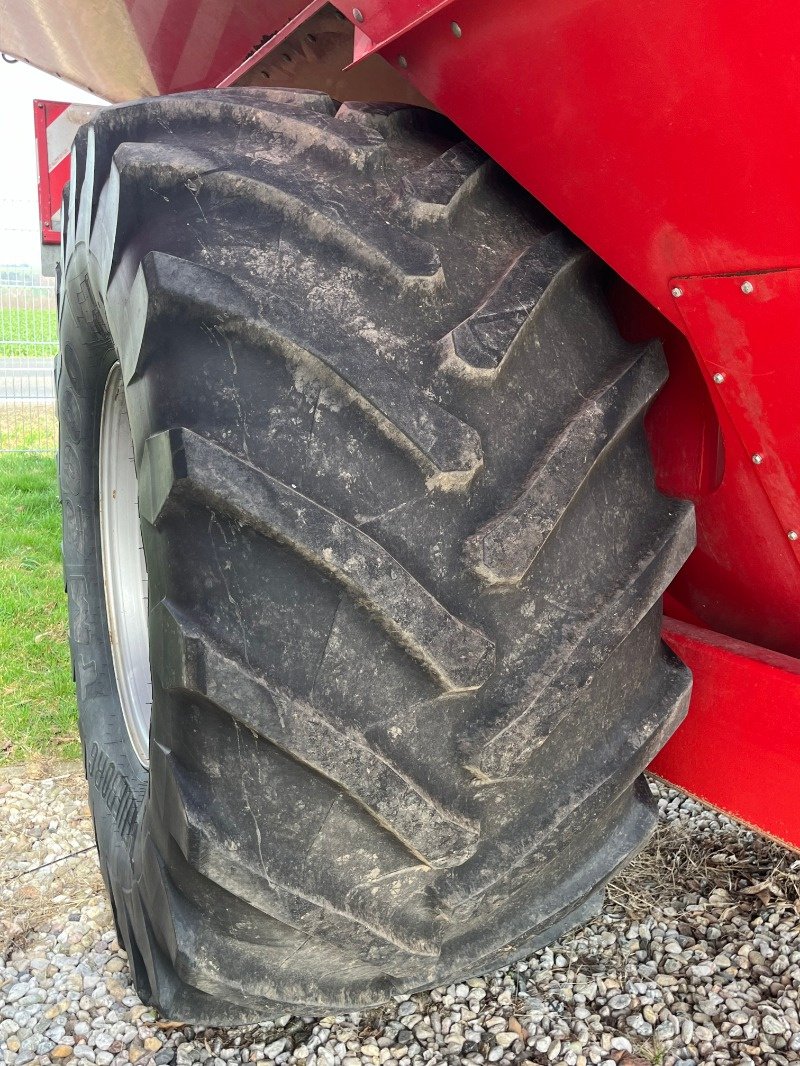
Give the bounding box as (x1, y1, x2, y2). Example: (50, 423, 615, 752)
(2, 763, 799, 1066)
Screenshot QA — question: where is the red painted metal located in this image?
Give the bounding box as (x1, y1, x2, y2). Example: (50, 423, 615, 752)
(335, 0, 800, 833)
(33, 100, 100, 245)
(131, 0, 308, 94)
(672, 269, 800, 560)
(338, 0, 800, 659)
(216, 0, 328, 87)
(610, 281, 723, 504)
(343, 0, 800, 317)
(611, 278, 800, 658)
(347, 0, 455, 57)
(33, 100, 67, 245)
(653, 619, 800, 852)
(15, 0, 800, 838)
(1, 0, 314, 101)
(663, 268, 800, 655)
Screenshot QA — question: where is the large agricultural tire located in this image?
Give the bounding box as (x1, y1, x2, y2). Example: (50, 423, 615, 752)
(56, 88, 694, 1025)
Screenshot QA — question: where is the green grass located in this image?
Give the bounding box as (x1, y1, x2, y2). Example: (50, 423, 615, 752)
(0, 403, 58, 452)
(0, 453, 79, 762)
(0, 306, 59, 359)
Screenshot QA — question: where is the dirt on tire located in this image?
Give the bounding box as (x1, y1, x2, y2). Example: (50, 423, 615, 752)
(57, 88, 694, 1024)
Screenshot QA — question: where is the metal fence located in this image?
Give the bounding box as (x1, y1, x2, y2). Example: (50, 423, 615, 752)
(0, 201, 59, 454)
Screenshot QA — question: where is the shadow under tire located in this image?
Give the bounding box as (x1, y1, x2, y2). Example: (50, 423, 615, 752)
(57, 88, 694, 1024)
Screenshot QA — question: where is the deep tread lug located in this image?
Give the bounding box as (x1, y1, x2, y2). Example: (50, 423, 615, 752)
(140, 427, 495, 692)
(59, 89, 695, 1024)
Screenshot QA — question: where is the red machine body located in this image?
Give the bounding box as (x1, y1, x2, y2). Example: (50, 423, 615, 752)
(33, 100, 69, 245)
(33, 100, 101, 245)
(20, 0, 800, 849)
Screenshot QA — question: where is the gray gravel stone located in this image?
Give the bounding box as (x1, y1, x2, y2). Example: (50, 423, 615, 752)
(3, 768, 800, 1065)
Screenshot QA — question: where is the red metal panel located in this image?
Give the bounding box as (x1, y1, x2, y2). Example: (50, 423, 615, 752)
(662, 266, 800, 659)
(33, 100, 100, 245)
(347, 0, 456, 54)
(613, 279, 800, 659)
(341, 0, 800, 827)
(342, 0, 800, 656)
(671, 269, 800, 557)
(353, 0, 800, 323)
(33, 100, 59, 244)
(18, 0, 800, 839)
(124, 0, 301, 94)
(1, 0, 313, 101)
(653, 620, 800, 852)
(216, 0, 328, 87)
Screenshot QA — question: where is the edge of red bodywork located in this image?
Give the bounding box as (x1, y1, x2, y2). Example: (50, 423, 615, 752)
(336, 0, 800, 658)
(217, 0, 329, 87)
(20, 0, 800, 847)
(33, 99, 100, 246)
(672, 268, 800, 565)
(331, 0, 800, 846)
(348, 0, 456, 60)
(653, 619, 800, 852)
(33, 99, 67, 245)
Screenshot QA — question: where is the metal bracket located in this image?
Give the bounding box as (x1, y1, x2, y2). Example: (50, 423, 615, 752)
(335, 0, 457, 60)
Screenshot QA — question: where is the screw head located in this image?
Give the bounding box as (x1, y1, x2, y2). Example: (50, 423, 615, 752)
(752, 453, 764, 465)
(352, 7, 364, 21)
(741, 280, 754, 294)
(789, 530, 799, 542)
(712, 372, 726, 384)
(671, 286, 683, 298)
(451, 21, 462, 37)
(397, 54, 408, 68)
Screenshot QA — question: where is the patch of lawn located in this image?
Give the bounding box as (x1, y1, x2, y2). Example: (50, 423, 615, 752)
(0, 305, 59, 359)
(0, 453, 79, 762)
(0, 403, 58, 452)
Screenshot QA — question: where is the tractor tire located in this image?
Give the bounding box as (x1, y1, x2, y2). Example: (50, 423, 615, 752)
(57, 88, 694, 1024)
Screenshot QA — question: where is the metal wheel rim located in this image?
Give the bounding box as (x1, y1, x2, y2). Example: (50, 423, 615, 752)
(99, 363, 152, 766)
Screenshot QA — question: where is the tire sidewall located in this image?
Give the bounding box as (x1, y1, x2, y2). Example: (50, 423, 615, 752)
(58, 240, 149, 891)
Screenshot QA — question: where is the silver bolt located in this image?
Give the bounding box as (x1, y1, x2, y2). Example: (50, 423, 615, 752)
(789, 530, 799, 542)
(741, 280, 754, 294)
(352, 7, 364, 20)
(397, 54, 408, 68)
(752, 453, 763, 465)
(451, 21, 462, 37)
(712, 372, 726, 384)
(671, 286, 683, 298)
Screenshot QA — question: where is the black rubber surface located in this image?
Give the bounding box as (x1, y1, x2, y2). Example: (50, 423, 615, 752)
(57, 88, 695, 1024)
